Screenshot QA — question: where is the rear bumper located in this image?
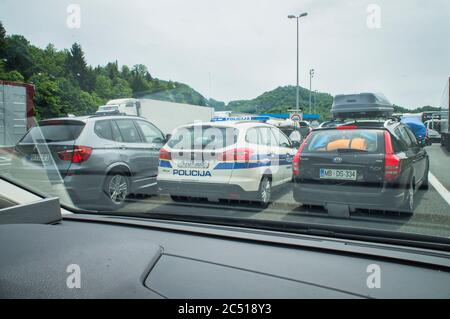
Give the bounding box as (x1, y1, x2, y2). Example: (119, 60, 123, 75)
(158, 180, 258, 201)
(293, 181, 405, 211)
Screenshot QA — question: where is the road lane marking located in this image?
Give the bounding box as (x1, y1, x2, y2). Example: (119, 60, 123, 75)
(429, 172, 450, 207)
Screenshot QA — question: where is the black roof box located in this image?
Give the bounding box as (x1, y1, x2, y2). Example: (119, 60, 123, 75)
(331, 93, 394, 119)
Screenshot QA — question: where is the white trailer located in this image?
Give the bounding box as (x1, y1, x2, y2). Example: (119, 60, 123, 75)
(102, 98, 214, 135)
(0, 80, 34, 147)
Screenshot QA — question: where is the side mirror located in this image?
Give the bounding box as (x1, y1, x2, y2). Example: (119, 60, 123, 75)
(165, 134, 172, 142)
(292, 141, 301, 149)
(418, 138, 428, 147)
(152, 137, 165, 144)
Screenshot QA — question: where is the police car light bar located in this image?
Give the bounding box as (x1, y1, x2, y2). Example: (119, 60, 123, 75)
(212, 116, 270, 122)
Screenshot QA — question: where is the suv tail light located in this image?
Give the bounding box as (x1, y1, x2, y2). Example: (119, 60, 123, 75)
(159, 148, 172, 161)
(293, 136, 311, 176)
(384, 131, 401, 181)
(58, 146, 92, 163)
(218, 148, 253, 162)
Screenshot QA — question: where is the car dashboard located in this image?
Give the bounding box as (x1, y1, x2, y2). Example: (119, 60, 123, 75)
(1, 211, 449, 299)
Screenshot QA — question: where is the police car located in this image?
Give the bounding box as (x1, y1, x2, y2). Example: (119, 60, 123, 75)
(157, 120, 298, 207)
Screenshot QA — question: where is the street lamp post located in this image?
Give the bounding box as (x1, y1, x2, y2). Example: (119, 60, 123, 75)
(309, 68, 315, 114)
(313, 89, 318, 114)
(288, 13, 308, 114)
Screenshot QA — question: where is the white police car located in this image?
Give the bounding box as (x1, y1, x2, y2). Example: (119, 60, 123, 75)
(157, 121, 298, 207)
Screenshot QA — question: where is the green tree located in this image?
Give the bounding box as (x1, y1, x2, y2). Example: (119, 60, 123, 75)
(0, 21, 6, 58)
(78, 91, 104, 115)
(28, 44, 66, 78)
(129, 65, 151, 97)
(29, 73, 63, 119)
(1, 70, 25, 82)
(3, 35, 33, 79)
(94, 75, 113, 99)
(65, 43, 88, 90)
(112, 77, 132, 99)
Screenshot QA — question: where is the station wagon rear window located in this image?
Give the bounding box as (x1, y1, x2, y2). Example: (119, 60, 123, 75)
(306, 130, 382, 153)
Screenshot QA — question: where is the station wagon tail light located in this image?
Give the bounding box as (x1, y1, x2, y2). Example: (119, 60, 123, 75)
(159, 148, 172, 160)
(58, 146, 92, 163)
(218, 148, 253, 162)
(293, 136, 311, 175)
(384, 131, 401, 181)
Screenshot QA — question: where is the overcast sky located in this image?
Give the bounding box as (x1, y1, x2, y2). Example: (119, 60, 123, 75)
(1, 0, 449, 108)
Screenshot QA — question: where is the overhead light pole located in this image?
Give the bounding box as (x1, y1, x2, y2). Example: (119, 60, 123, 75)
(313, 89, 318, 114)
(309, 68, 315, 114)
(288, 12, 308, 114)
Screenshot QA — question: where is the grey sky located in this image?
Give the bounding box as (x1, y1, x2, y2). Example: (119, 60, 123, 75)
(1, 0, 449, 108)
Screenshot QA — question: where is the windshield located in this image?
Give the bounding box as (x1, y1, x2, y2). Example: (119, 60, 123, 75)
(1, 0, 450, 250)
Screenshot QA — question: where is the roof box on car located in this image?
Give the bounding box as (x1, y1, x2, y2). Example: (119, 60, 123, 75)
(331, 93, 394, 119)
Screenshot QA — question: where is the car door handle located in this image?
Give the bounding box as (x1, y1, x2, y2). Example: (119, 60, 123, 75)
(119, 145, 127, 150)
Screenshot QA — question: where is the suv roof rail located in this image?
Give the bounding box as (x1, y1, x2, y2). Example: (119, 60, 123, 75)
(88, 113, 144, 119)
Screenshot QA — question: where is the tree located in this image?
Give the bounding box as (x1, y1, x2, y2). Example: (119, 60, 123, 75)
(129, 65, 151, 97)
(94, 75, 113, 99)
(0, 21, 6, 58)
(104, 61, 120, 80)
(1, 70, 25, 82)
(3, 35, 33, 79)
(29, 73, 63, 119)
(28, 44, 66, 78)
(65, 43, 88, 89)
(112, 78, 132, 99)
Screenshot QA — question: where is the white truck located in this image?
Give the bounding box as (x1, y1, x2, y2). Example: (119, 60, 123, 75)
(440, 77, 450, 151)
(97, 98, 214, 135)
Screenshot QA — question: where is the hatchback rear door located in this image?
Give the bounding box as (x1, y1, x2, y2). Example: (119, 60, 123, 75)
(166, 125, 238, 184)
(298, 128, 385, 186)
(14, 119, 86, 180)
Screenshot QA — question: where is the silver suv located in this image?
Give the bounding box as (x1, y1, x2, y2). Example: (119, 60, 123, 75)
(11, 115, 167, 210)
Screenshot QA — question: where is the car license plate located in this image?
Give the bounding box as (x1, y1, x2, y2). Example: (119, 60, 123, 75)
(177, 160, 210, 169)
(30, 153, 50, 162)
(320, 168, 357, 180)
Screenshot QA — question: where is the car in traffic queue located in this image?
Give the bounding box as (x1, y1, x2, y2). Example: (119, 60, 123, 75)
(157, 121, 298, 207)
(292, 119, 430, 214)
(424, 119, 444, 143)
(10, 115, 167, 210)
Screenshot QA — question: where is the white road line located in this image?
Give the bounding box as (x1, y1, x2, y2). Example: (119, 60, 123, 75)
(429, 172, 450, 207)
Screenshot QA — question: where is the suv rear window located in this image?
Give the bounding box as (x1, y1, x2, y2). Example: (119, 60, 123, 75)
(21, 121, 85, 143)
(306, 129, 382, 153)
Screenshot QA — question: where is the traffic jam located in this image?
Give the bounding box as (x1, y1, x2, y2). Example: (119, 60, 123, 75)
(1, 79, 450, 224)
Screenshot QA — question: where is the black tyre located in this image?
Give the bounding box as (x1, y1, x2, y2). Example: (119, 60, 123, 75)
(103, 172, 130, 210)
(257, 176, 272, 208)
(420, 162, 429, 190)
(402, 178, 415, 214)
